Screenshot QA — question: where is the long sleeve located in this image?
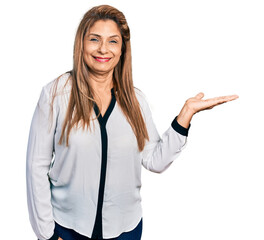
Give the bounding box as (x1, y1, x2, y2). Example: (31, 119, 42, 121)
(26, 86, 59, 240)
(141, 96, 190, 173)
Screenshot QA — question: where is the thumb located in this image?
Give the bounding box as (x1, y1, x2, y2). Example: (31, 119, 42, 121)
(194, 92, 204, 100)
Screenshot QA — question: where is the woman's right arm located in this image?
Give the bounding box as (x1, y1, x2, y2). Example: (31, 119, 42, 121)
(26, 85, 59, 240)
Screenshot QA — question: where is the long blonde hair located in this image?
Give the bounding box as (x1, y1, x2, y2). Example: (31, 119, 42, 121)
(51, 5, 149, 152)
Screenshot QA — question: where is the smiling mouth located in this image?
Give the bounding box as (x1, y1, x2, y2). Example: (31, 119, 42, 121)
(93, 56, 111, 62)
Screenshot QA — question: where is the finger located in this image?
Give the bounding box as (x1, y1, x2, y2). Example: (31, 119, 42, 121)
(194, 92, 204, 100)
(205, 95, 239, 107)
(215, 94, 239, 103)
(227, 94, 239, 101)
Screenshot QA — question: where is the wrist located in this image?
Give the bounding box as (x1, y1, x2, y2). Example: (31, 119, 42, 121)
(177, 105, 194, 129)
(183, 102, 196, 116)
(171, 116, 190, 136)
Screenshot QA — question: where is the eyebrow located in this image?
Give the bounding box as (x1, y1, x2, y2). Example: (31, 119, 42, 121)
(88, 33, 120, 38)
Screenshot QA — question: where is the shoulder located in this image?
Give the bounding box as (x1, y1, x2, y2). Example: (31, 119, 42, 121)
(41, 72, 72, 100)
(43, 72, 72, 95)
(134, 87, 148, 107)
(134, 87, 152, 117)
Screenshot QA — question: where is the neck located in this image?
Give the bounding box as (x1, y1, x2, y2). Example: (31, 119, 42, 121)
(88, 70, 114, 93)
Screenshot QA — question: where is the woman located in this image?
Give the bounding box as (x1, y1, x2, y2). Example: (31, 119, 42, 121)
(26, 5, 238, 240)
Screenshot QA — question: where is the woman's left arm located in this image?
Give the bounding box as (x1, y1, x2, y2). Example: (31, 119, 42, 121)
(140, 92, 238, 173)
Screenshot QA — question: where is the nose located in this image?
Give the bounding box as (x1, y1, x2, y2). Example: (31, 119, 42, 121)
(98, 41, 108, 54)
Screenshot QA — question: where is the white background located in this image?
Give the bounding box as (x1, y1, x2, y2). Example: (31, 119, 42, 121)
(0, 0, 263, 239)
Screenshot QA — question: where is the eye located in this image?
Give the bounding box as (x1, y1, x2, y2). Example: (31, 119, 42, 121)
(90, 38, 99, 42)
(109, 40, 118, 44)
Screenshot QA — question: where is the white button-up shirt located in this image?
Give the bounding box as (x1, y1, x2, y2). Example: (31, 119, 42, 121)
(26, 73, 189, 240)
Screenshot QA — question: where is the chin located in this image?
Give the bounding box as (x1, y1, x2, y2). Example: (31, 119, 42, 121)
(92, 67, 113, 74)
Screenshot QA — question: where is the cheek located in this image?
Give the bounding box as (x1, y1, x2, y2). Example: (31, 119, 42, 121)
(83, 51, 90, 66)
(83, 43, 97, 56)
(113, 47, 122, 60)
(83, 45, 96, 65)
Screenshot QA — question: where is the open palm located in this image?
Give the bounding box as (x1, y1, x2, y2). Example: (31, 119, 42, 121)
(185, 92, 239, 115)
(176, 92, 239, 128)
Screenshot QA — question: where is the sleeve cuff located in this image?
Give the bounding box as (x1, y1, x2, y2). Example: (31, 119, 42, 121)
(39, 231, 58, 240)
(38, 231, 59, 240)
(49, 231, 59, 240)
(171, 116, 191, 137)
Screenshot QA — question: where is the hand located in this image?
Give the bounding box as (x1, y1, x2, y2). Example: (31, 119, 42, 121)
(177, 92, 239, 128)
(185, 92, 239, 115)
(58, 237, 63, 240)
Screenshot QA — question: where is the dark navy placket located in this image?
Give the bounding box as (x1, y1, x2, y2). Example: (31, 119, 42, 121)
(91, 88, 116, 239)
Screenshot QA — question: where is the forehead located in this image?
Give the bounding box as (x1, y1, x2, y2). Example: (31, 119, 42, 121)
(88, 19, 121, 37)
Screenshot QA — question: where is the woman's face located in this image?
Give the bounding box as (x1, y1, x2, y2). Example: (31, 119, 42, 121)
(83, 19, 123, 75)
